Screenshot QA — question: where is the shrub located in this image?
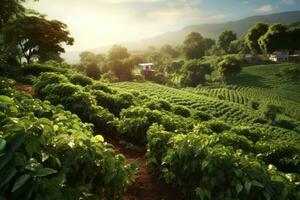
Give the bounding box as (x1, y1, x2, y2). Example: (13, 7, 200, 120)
(22, 63, 66, 76)
(88, 82, 115, 94)
(101, 71, 118, 83)
(231, 126, 262, 142)
(205, 120, 231, 133)
(192, 111, 212, 121)
(250, 101, 260, 110)
(69, 73, 93, 86)
(173, 105, 191, 117)
(34, 72, 68, 95)
(145, 99, 172, 111)
(263, 104, 283, 123)
(218, 55, 241, 82)
(275, 119, 297, 130)
(150, 133, 297, 200)
(0, 89, 136, 200)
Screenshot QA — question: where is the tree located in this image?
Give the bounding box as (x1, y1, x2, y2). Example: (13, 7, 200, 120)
(218, 55, 241, 82)
(107, 45, 133, 81)
(108, 45, 129, 61)
(86, 63, 101, 80)
(217, 30, 237, 54)
(258, 24, 300, 54)
(258, 24, 289, 54)
(3, 16, 74, 63)
(160, 44, 179, 58)
(245, 22, 269, 54)
(80, 51, 104, 65)
(180, 59, 213, 87)
(0, 0, 28, 30)
(182, 32, 206, 59)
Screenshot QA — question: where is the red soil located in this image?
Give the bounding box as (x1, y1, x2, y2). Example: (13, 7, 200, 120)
(15, 82, 36, 97)
(104, 136, 182, 200)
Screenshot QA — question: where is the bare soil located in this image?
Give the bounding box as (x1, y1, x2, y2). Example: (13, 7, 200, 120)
(104, 136, 182, 200)
(15, 82, 36, 97)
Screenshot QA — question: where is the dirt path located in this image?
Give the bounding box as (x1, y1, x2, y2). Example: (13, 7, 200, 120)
(15, 82, 36, 97)
(14, 83, 182, 200)
(104, 136, 182, 200)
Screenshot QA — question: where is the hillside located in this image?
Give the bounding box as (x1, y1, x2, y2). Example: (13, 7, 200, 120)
(63, 10, 300, 63)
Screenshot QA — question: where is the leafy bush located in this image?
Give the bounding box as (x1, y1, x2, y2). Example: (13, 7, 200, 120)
(88, 82, 115, 94)
(22, 63, 66, 77)
(145, 99, 172, 111)
(172, 105, 191, 117)
(69, 73, 93, 86)
(0, 88, 136, 200)
(34, 72, 68, 95)
(192, 111, 212, 121)
(231, 126, 262, 143)
(205, 120, 231, 133)
(147, 132, 299, 200)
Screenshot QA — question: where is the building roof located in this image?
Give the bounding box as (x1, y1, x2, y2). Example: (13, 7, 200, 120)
(139, 63, 154, 67)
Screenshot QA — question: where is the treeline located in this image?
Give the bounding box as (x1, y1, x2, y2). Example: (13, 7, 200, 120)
(74, 22, 299, 87)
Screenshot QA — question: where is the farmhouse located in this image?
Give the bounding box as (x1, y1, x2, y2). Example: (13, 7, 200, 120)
(269, 50, 289, 62)
(139, 63, 155, 78)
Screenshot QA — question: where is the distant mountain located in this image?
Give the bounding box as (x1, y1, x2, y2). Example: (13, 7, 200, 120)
(63, 11, 300, 63)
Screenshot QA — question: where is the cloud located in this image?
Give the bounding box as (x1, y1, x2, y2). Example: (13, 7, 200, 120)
(101, 0, 161, 3)
(281, 0, 295, 4)
(256, 4, 273, 13)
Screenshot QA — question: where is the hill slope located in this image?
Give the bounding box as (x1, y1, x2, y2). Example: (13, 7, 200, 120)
(63, 11, 300, 63)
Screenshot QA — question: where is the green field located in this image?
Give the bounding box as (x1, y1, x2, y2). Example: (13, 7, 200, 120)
(1, 63, 300, 199)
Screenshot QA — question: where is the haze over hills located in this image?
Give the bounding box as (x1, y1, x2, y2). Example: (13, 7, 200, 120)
(63, 10, 300, 63)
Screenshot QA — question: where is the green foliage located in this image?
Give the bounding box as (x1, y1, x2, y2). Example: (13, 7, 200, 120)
(218, 55, 241, 82)
(172, 105, 191, 117)
(263, 104, 283, 123)
(258, 24, 300, 53)
(217, 30, 237, 54)
(69, 73, 93, 86)
(34, 73, 114, 131)
(245, 23, 269, 54)
(86, 63, 101, 80)
(22, 63, 67, 77)
(147, 127, 300, 200)
(180, 59, 213, 87)
(0, 79, 136, 200)
(182, 32, 207, 59)
(3, 16, 74, 64)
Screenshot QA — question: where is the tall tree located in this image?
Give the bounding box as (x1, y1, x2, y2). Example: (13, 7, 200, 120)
(0, 0, 28, 30)
(245, 23, 269, 54)
(3, 16, 74, 63)
(180, 60, 213, 87)
(217, 30, 237, 54)
(160, 44, 179, 58)
(182, 32, 206, 59)
(258, 24, 289, 54)
(108, 45, 133, 81)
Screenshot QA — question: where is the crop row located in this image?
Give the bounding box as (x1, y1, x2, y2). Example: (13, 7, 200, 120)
(0, 77, 136, 200)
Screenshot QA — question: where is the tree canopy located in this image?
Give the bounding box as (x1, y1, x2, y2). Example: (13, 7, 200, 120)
(217, 30, 237, 54)
(180, 59, 213, 87)
(245, 23, 269, 54)
(3, 16, 74, 63)
(182, 32, 207, 59)
(258, 24, 290, 54)
(218, 55, 241, 82)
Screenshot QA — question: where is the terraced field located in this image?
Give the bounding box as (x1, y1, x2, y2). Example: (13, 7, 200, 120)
(111, 82, 300, 143)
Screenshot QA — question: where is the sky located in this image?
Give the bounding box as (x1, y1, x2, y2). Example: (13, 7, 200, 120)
(25, 0, 300, 51)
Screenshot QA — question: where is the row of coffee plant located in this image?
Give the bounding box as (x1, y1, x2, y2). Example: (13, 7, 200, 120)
(0, 77, 137, 200)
